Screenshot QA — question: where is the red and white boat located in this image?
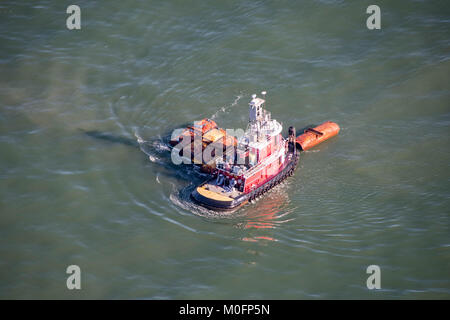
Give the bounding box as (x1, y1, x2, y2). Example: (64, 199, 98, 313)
(191, 92, 300, 210)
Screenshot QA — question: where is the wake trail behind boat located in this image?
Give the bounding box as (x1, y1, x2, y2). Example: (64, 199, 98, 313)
(134, 131, 166, 164)
(210, 93, 243, 120)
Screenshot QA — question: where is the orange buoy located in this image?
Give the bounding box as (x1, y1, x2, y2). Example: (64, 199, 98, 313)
(296, 121, 340, 151)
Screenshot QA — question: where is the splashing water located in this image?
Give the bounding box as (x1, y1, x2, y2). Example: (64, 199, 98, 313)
(134, 131, 163, 164)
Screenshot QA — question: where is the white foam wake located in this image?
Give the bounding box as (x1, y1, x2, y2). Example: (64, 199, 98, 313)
(210, 92, 243, 120)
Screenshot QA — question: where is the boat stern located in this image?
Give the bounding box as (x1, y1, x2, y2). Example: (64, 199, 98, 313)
(191, 184, 241, 210)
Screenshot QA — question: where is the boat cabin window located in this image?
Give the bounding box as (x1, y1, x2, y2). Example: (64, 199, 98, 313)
(249, 148, 257, 166)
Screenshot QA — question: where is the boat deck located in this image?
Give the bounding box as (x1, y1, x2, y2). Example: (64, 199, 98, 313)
(202, 181, 242, 199)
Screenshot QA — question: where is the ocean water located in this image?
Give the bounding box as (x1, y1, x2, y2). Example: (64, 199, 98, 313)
(0, 0, 449, 299)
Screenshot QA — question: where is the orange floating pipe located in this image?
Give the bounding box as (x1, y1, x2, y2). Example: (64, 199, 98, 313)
(296, 121, 340, 151)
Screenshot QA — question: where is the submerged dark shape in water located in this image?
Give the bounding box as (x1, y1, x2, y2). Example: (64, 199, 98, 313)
(82, 129, 140, 148)
(81, 128, 207, 187)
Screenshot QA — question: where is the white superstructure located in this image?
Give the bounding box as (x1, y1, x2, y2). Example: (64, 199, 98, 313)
(236, 92, 285, 168)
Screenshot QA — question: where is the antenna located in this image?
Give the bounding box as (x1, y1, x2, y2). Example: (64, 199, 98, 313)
(261, 91, 267, 109)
